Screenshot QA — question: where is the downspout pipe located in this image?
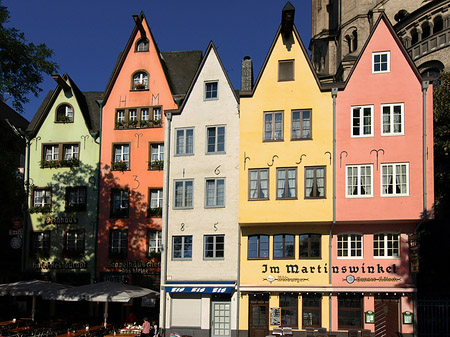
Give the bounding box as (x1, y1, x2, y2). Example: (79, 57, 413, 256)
(22, 134, 31, 274)
(329, 88, 338, 333)
(421, 81, 429, 220)
(94, 99, 104, 283)
(160, 111, 172, 335)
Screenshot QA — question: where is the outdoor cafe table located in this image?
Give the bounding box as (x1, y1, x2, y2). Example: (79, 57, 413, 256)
(119, 327, 142, 334)
(55, 324, 110, 337)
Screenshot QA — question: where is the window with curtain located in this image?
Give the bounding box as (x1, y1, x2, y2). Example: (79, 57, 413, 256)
(381, 163, 408, 196)
(346, 165, 372, 197)
(249, 168, 269, 200)
(277, 168, 297, 199)
(351, 105, 373, 137)
(264, 111, 283, 141)
(205, 178, 225, 207)
(291, 109, 312, 140)
(305, 166, 325, 198)
(174, 180, 194, 208)
(175, 128, 194, 155)
(382, 103, 404, 135)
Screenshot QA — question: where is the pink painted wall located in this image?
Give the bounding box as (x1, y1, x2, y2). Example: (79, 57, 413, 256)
(335, 18, 434, 222)
(97, 17, 175, 276)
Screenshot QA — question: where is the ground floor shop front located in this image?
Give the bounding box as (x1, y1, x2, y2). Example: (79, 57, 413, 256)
(238, 289, 415, 337)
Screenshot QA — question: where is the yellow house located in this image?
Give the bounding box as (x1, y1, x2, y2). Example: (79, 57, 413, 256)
(238, 3, 333, 336)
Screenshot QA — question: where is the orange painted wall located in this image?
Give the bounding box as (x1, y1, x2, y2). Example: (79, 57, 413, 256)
(97, 17, 176, 277)
(335, 19, 434, 222)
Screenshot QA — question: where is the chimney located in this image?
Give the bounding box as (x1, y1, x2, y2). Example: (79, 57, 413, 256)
(241, 56, 254, 92)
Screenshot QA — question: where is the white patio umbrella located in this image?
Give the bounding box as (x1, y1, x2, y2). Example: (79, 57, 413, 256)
(42, 281, 159, 326)
(0, 279, 72, 321)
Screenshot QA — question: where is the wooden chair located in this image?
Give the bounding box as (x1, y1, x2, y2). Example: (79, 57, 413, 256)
(282, 327, 292, 336)
(272, 327, 283, 336)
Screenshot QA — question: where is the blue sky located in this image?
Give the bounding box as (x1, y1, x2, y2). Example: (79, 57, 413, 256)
(3, 0, 312, 122)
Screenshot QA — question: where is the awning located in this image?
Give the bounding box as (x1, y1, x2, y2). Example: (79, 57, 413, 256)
(164, 281, 235, 294)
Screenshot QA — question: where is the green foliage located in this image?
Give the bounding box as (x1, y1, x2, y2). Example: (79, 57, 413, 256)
(433, 72, 450, 218)
(0, 1, 58, 112)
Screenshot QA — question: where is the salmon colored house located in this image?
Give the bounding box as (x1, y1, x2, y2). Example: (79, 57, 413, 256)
(97, 12, 201, 292)
(332, 14, 433, 337)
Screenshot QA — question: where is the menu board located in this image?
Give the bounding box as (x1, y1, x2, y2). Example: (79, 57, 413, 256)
(270, 307, 281, 326)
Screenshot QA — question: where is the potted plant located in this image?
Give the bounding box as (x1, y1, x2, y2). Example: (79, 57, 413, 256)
(58, 115, 71, 123)
(152, 119, 162, 127)
(148, 207, 162, 218)
(139, 120, 149, 128)
(127, 120, 138, 128)
(115, 120, 125, 129)
(29, 205, 51, 214)
(41, 160, 61, 168)
(111, 161, 128, 172)
(134, 83, 147, 90)
(149, 160, 164, 170)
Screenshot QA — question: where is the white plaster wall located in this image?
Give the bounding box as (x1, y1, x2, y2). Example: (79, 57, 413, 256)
(167, 46, 240, 282)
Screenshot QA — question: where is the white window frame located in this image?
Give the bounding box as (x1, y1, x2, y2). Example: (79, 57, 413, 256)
(148, 230, 162, 254)
(351, 105, 373, 137)
(141, 109, 149, 121)
(153, 107, 162, 121)
(63, 144, 79, 160)
(150, 143, 164, 164)
(111, 189, 129, 216)
(204, 81, 218, 100)
(204, 234, 225, 260)
(64, 230, 85, 254)
(373, 233, 400, 259)
(110, 230, 127, 256)
(346, 164, 373, 198)
(381, 163, 409, 196)
(381, 103, 404, 136)
(372, 51, 390, 73)
(113, 144, 130, 169)
(133, 71, 149, 89)
(206, 125, 226, 154)
(174, 179, 194, 209)
(33, 189, 51, 207)
(150, 189, 163, 208)
(172, 235, 193, 260)
(129, 109, 137, 121)
(205, 178, 225, 208)
(175, 127, 194, 156)
(44, 145, 59, 161)
(337, 234, 363, 259)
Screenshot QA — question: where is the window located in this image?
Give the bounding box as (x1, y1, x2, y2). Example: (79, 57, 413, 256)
(56, 104, 74, 123)
(174, 180, 193, 209)
(204, 235, 224, 259)
(248, 235, 269, 259)
(264, 111, 283, 141)
(132, 71, 148, 90)
(175, 128, 194, 155)
(382, 103, 404, 135)
(111, 189, 129, 218)
(373, 51, 390, 73)
(206, 126, 225, 154)
(149, 143, 164, 170)
(346, 165, 373, 197)
(65, 187, 87, 212)
(115, 107, 161, 129)
(153, 107, 162, 121)
(136, 38, 149, 52)
(112, 144, 130, 171)
(337, 234, 363, 258)
(273, 234, 295, 259)
(381, 163, 409, 196)
(32, 231, 50, 255)
(278, 60, 294, 81)
(44, 145, 59, 161)
(63, 230, 85, 257)
(374, 233, 400, 258)
(148, 189, 163, 217)
(129, 109, 137, 122)
(302, 295, 321, 328)
(351, 105, 373, 137)
(205, 81, 218, 100)
(205, 178, 225, 207)
(63, 144, 79, 160)
(338, 295, 363, 329)
(280, 293, 297, 327)
(33, 188, 51, 208)
(305, 167, 326, 198)
(141, 109, 149, 121)
(148, 230, 162, 255)
(277, 168, 297, 199)
(173, 235, 192, 259)
(299, 234, 321, 259)
(292, 109, 312, 140)
(110, 230, 128, 258)
(249, 168, 269, 200)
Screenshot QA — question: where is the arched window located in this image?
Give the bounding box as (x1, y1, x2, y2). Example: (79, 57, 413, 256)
(352, 30, 358, 52)
(56, 104, 74, 123)
(343, 27, 357, 54)
(411, 28, 419, 45)
(422, 22, 431, 39)
(132, 71, 148, 90)
(433, 16, 444, 34)
(135, 38, 149, 52)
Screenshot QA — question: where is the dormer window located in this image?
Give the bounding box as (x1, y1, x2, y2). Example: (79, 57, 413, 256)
(56, 104, 74, 123)
(136, 38, 149, 52)
(132, 71, 149, 90)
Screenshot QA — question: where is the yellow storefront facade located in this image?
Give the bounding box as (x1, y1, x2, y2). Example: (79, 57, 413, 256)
(238, 4, 334, 337)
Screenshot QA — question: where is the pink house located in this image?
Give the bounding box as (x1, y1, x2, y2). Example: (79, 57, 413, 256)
(332, 14, 433, 336)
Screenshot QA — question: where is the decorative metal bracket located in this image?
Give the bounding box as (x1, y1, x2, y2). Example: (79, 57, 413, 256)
(325, 151, 332, 165)
(370, 149, 385, 170)
(296, 154, 307, 165)
(134, 133, 143, 148)
(244, 152, 250, 171)
(132, 175, 140, 190)
(81, 135, 89, 149)
(267, 155, 279, 167)
(339, 151, 348, 168)
(214, 165, 221, 175)
(34, 136, 41, 151)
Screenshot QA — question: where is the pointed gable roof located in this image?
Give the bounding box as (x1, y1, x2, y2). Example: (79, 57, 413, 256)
(27, 73, 103, 136)
(171, 41, 239, 115)
(102, 12, 202, 103)
(241, 4, 325, 97)
(343, 13, 423, 87)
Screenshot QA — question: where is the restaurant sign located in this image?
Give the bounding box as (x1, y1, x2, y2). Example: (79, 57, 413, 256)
(107, 260, 161, 275)
(45, 217, 78, 224)
(33, 260, 87, 269)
